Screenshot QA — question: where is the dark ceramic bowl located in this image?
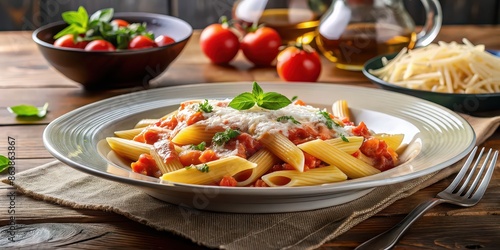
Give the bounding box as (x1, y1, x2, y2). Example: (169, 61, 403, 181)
(363, 52, 500, 113)
(32, 12, 192, 90)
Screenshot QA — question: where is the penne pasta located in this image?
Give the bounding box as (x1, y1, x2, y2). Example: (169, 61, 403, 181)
(106, 137, 152, 161)
(235, 148, 281, 187)
(171, 123, 224, 145)
(258, 132, 305, 172)
(160, 156, 257, 185)
(332, 100, 350, 121)
(114, 128, 146, 140)
(149, 148, 184, 174)
(150, 140, 184, 174)
(373, 133, 404, 151)
(324, 136, 364, 154)
(134, 119, 159, 128)
(261, 166, 347, 187)
(298, 139, 380, 178)
(134, 110, 179, 128)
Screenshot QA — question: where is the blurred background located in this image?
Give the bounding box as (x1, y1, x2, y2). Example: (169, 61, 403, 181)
(1, 0, 499, 31)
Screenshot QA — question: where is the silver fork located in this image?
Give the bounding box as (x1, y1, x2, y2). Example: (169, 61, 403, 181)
(355, 146, 499, 250)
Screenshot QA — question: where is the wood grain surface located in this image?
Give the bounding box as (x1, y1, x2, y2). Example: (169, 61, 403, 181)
(0, 25, 499, 249)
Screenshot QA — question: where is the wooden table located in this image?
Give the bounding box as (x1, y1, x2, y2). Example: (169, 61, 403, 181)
(1, 26, 499, 249)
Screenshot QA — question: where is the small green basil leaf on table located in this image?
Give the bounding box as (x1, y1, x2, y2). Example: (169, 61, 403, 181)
(8, 102, 49, 117)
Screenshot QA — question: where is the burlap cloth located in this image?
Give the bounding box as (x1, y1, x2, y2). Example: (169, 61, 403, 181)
(3, 114, 500, 250)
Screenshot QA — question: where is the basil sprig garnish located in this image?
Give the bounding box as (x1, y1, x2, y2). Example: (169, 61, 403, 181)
(53, 6, 89, 39)
(229, 82, 292, 110)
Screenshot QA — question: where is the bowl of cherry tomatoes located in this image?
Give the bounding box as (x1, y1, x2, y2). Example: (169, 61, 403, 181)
(32, 7, 192, 90)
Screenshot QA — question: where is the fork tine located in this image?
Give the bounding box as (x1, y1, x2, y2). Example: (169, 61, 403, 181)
(463, 148, 492, 197)
(469, 149, 498, 200)
(443, 146, 478, 193)
(456, 147, 486, 195)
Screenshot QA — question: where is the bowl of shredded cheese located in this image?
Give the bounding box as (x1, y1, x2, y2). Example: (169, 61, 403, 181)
(363, 39, 500, 113)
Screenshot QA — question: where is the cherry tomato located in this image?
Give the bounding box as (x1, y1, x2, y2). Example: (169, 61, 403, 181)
(200, 23, 240, 64)
(110, 19, 129, 27)
(241, 26, 281, 66)
(84, 40, 116, 51)
(155, 35, 175, 47)
(276, 45, 322, 82)
(53, 34, 88, 49)
(128, 35, 158, 50)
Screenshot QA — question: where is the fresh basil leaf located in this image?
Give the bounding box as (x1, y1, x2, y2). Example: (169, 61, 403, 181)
(260, 92, 292, 110)
(90, 8, 113, 23)
(88, 19, 100, 29)
(8, 103, 48, 117)
(8, 105, 38, 116)
(61, 12, 83, 25)
(251, 81, 264, 99)
(144, 31, 155, 40)
(229, 92, 256, 110)
(230, 82, 293, 110)
(61, 6, 88, 25)
(116, 34, 130, 49)
(0, 155, 9, 173)
(53, 24, 87, 39)
(77, 6, 89, 23)
(98, 22, 116, 41)
(55, 6, 89, 39)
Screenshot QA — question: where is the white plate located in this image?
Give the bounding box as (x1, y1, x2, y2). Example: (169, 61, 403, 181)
(43, 82, 476, 213)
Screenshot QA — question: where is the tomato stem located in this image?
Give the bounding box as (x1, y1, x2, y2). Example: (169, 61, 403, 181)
(219, 16, 230, 28)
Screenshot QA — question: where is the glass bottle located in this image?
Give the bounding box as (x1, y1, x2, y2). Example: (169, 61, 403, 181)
(316, 0, 442, 70)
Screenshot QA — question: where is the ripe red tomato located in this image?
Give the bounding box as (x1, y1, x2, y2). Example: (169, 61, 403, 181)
(241, 27, 281, 66)
(128, 35, 158, 50)
(53, 34, 88, 49)
(200, 23, 240, 64)
(155, 35, 175, 47)
(110, 19, 129, 27)
(277, 45, 322, 82)
(84, 40, 116, 51)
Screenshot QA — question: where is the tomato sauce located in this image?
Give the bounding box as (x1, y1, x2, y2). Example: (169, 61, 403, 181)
(186, 111, 204, 126)
(351, 122, 371, 138)
(179, 150, 203, 166)
(359, 137, 397, 171)
(219, 175, 237, 186)
(224, 133, 262, 159)
(131, 154, 162, 177)
(155, 115, 178, 130)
